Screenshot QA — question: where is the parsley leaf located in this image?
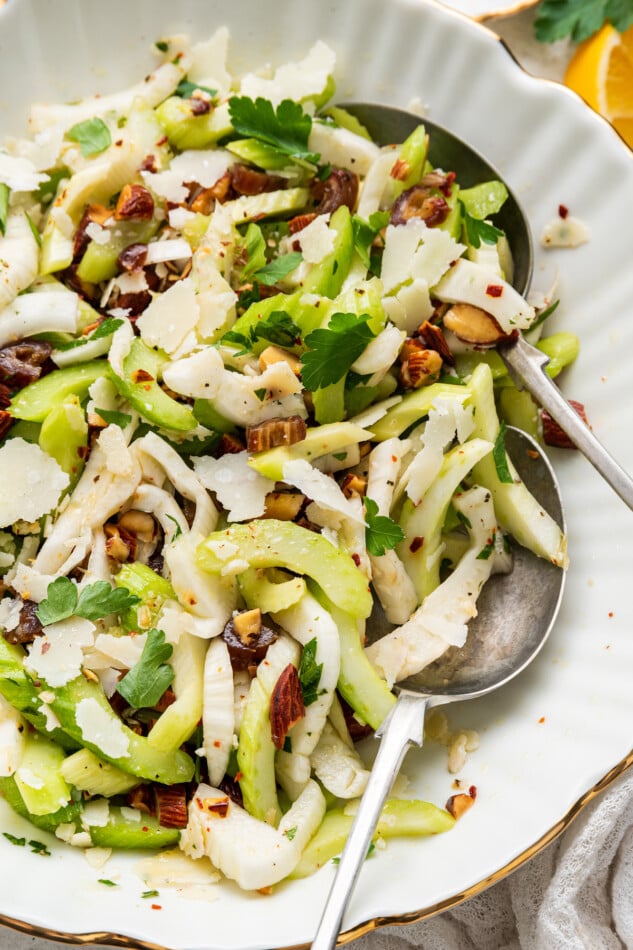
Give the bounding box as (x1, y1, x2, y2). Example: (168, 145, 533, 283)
(228, 96, 319, 163)
(66, 117, 112, 157)
(142, 889, 160, 899)
(94, 407, 133, 427)
(477, 532, 497, 560)
(298, 638, 323, 707)
(155, 40, 169, 52)
(493, 422, 514, 484)
(175, 79, 217, 99)
(36, 576, 140, 626)
(0, 183, 9, 236)
(252, 311, 302, 348)
(56, 317, 123, 352)
(284, 826, 298, 840)
(29, 839, 51, 855)
(460, 202, 504, 248)
(224, 311, 302, 354)
(301, 312, 376, 391)
(116, 628, 174, 709)
(75, 581, 141, 621)
(534, 0, 633, 43)
(253, 251, 303, 286)
(3, 832, 25, 847)
(364, 497, 405, 556)
(352, 211, 389, 269)
(98, 879, 118, 887)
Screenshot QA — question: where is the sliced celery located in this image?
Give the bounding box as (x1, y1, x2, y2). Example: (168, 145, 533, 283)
(10, 361, 113, 422)
(196, 519, 373, 619)
(155, 98, 232, 149)
(60, 748, 141, 796)
(238, 567, 306, 614)
(147, 633, 206, 752)
(248, 420, 371, 480)
(38, 394, 88, 483)
(290, 799, 455, 878)
(14, 732, 72, 817)
(112, 337, 197, 431)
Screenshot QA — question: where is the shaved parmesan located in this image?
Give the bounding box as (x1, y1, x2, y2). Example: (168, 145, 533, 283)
(143, 149, 235, 204)
(381, 220, 465, 294)
(137, 277, 200, 355)
(188, 27, 232, 96)
(145, 238, 192, 265)
(193, 452, 274, 523)
(108, 317, 135, 377)
(0, 152, 48, 191)
(383, 278, 434, 335)
(292, 214, 334, 264)
(282, 459, 365, 525)
(434, 258, 535, 332)
(308, 121, 380, 176)
(26, 617, 95, 688)
(90, 632, 148, 670)
(0, 439, 69, 528)
(241, 41, 335, 107)
(75, 698, 130, 758)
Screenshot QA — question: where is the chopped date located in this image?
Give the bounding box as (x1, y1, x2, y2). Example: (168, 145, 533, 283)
(230, 164, 287, 196)
(311, 167, 359, 214)
(390, 185, 449, 227)
(0, 340, 53, 390)
(3, 600, 44, 645)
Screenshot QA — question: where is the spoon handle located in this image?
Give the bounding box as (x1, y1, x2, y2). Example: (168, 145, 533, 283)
(312, 692, 429, 950)
(499, 335, 633, 511)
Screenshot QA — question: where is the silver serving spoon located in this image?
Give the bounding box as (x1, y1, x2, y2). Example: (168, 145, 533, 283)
(340, 103, 633, 511)
(312, 427, 566, 949)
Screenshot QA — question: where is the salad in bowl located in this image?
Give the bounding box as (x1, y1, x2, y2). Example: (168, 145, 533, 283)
(0, 28, 571, 893)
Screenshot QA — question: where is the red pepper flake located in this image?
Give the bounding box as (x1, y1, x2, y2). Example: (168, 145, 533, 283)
(151, 903, 162, 910)
(391, 455, 398, 463)
(41, 641, 51, 654)
(409, 536, 424, 554)
(351, 553, 361, 567)
(558, 204, 569, 219)
(156, 135, 168, 147)
(468, 785, 477, 800)
(608, 611, 614, 618)
(213, 740, 221, 748)
(486, 284, 504, 298)
(131, 369, 154, 384)
(538, 716, 546, 724)
(142, 826, 149, 832)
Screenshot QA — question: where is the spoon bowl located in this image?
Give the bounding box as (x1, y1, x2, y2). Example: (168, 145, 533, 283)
(312, 427, 566, 949)
(339, 101, 533, 295)
(340, 102, 633, 512)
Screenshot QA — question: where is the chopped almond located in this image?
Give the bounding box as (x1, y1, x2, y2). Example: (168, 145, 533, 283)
(114, 183, 155, 221)
(443, 303, 506, 345)
(270, 663, 305, 750)
(400, 347, 443, 389)
(340, 473, 367, 499)
(446, 785, 477, 820)
(417, 320, 455, 366)
(233, 608, 262, 641)
(155, 784, 189, 828)
(258, 345, 302, 376)
(262, 491, 305, 521)
(246, 416, 307, 453)
(542, 400, 589, 449)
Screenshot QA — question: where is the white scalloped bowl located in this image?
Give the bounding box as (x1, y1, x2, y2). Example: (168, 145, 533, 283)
(0, 1, 633, 949)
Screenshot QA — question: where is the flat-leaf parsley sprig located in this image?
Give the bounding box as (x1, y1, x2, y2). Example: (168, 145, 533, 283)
(534, 0, 633, 43)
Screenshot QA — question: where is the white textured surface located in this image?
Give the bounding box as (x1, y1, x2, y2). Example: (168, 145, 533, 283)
(1, 2, 633, 949)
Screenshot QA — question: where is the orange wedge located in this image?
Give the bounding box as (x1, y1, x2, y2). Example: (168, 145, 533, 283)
(564, 23, 633, 147)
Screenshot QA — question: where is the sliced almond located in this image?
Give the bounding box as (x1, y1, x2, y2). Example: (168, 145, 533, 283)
(443, 303, 506, 345)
